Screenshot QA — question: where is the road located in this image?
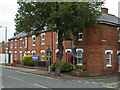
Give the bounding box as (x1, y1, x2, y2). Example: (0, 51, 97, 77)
(1, 68, 119, 89)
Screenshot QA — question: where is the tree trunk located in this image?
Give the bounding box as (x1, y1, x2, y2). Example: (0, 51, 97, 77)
(55, 30, 63, 76)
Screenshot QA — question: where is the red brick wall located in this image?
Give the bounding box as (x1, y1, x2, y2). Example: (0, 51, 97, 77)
(9, 23, 119, 74)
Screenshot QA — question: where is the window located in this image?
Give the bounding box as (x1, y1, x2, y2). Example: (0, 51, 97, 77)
(11, 40, 13, 49)
(32, 35, 36, 46)
(20, 39, 22, 48)
(25, 37, 27, 48)
(41, 33, 45, 45)
(32, 51, 36, 56)
(78, 32, 83, 41)
(41, 50, 45, 61)
(20, 51, 22, 61)
(76, 49, 83, 66)
(118, 30, 120, 42)
(105, 50, 113, 67)
(15, 40, 17, 48)
(56, 32, 58, 44)
(27, 51, 30, 55)
(15, 51, 17, 60)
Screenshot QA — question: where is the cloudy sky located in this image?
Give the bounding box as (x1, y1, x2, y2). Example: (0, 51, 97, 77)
(0, 0, 120, 42)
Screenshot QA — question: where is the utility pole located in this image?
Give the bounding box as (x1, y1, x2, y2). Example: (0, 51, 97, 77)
(0, 26, 7, 65)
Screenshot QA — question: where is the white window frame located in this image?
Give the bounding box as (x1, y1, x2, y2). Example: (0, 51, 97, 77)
(14, 51, 17, 60)
(40, 50, 45, 61)
(78, 32, 83, 41)
(15, 39, 17, 49)
(105, 50, 113, 67)
(25, 37, 27, 48)
(41, 33, 45, 45)
(65, 49, 72, 53)
(32, 51, 36, 56)
(11, 40, 13, 49)
(20, 51, 22, 61)
(32, 35, 36, 46)
(20, 38, 22, 48)
(76, 49, 83, 66)
(27, 51, 30, 55)
(118, 29, 120, 42)
(56, 32, 58, 44)
(24, 51, 27, 56)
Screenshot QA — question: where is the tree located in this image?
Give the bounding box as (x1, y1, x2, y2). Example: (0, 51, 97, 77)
(15, 2, 104, 76)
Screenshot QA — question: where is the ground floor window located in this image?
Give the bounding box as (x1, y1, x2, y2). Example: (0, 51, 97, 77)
(76, 49, 83, 66)
(20, 51, 22, 61)
(15, 53, 17, 60)
(105, 50, 113, 67)
(41, 52, 45, 61)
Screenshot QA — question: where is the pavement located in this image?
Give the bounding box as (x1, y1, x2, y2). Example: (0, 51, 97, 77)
(1, 65, 120, 89)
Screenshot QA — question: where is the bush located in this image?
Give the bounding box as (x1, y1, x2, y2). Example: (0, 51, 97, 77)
(78, 66, 83, 71)
(50, 62, 76, 72)
(23, 55, 35, 66)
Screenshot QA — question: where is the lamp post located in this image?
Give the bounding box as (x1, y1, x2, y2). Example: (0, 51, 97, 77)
(72, 42, 76, 75)
(0, 26, 7, 65)
(47, 46, 52, 74)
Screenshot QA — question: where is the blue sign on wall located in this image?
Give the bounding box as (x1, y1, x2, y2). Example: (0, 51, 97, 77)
(32, 56, 38, 60)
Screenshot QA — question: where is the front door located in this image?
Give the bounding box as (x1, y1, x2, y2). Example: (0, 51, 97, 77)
(67, 53, 71, 63)
(118, 56, 120, 72)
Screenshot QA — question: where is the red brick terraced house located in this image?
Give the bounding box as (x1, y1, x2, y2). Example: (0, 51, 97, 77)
(8, 8, 120, 74)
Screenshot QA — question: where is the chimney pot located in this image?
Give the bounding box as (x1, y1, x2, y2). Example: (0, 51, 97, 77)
(101, 8, 108, 14)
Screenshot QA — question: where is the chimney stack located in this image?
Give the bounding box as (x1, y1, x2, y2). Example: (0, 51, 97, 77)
(101, 8, 108, 14)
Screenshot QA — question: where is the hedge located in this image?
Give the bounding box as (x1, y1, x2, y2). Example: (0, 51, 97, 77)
(50, 61, 76, 72)
(23, 55, 35, 66)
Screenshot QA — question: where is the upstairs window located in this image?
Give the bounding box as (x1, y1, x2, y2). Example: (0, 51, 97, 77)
(11, 40, 13, 49)
(56, 32, 58, 44)
(15, 40, 17, 48)
(25, 37, 27, 48)
(41, 33, 45, 45)
(32, 35, 36, 46)
(78, 32, 83, 41)
(20, 39, 22, 48)
(119, 30, 120, 42)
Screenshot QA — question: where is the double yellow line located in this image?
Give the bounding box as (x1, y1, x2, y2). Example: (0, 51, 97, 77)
(103, 82, 120, 88)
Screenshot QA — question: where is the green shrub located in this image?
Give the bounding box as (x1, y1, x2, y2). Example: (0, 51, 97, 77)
(50, 62, 76, 72)
(78, 66, 83, 71)
(23, 55, 35, 66)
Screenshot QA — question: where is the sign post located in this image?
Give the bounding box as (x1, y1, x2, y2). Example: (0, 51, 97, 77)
(72, 42, 76, 75)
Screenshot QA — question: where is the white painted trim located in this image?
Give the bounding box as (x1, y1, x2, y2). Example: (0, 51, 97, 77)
(55, 49, 59, 53)
(105, 50, 113, 54)
(117, 51, 120, 54)
(106, 65, 112, 67)
(20, 38, 22, 40)
(20, 51, 22, 53)
(65, 49, 72, 53)
(40, 50, 45, 53)
(32, 35, 36, 38)
(117, 27, 120, 30)
(41, 33, 45, 36)
(118, 40, 120, 42)
(14, 51, 17, 53)
(76, 49, 84, 52)
(32, 51, 36, 53)
(25, 37, 27, 39)
(15, 39, 17, 41)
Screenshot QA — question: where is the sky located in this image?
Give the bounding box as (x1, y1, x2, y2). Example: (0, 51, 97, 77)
(0, 0, 120, 42)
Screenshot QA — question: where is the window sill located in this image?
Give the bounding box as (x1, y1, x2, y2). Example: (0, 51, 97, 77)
(41, 43, 45, 45)
(56, 42, 58, 44)
(78, 39, 83, 41)
(76, 64, 83, 66)
(106, 65, 112, 67)
(118, 40, 120, 42)
(32, 44, 35, 47)
(20, 47, 22, 49)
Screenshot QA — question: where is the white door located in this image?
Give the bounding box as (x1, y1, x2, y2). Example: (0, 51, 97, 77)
(118, 56, 120, 72)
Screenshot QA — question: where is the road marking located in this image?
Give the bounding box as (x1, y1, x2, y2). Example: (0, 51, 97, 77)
(7, 76, 23, 82)
(103, 82, 120, 88)
(84, 81, 90, 83)
(77, 81, 82, 82)
(91, 82, 98, 84)
(34, 83, 48, 88)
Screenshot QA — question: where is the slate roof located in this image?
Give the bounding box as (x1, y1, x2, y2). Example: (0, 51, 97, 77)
(8, 32, 29, 41)
(9, 13, 120, 41)
(97, 13, 120, 26)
